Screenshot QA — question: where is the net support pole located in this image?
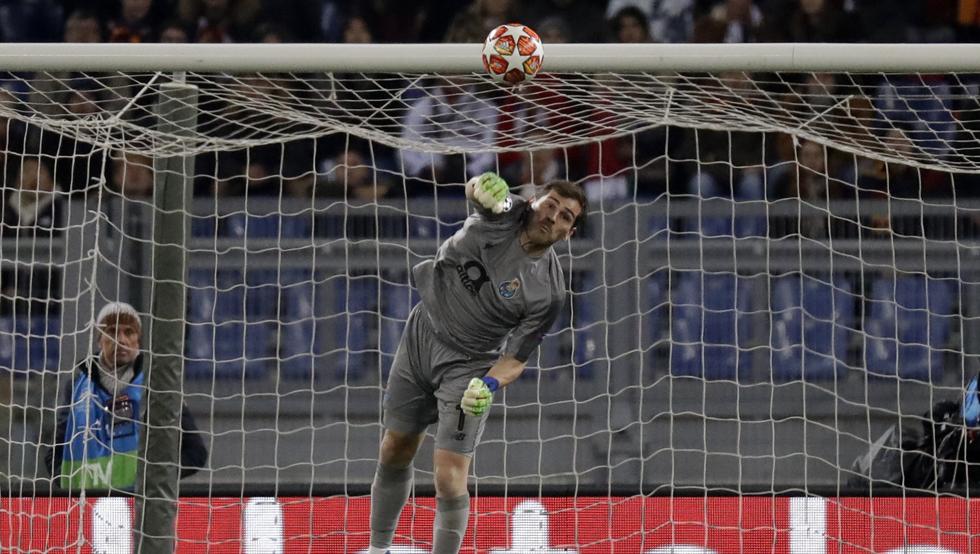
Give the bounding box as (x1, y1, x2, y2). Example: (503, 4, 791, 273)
(133, 80, 198, 553)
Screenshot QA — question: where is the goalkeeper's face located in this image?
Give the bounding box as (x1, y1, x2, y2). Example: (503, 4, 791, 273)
(526, 191, 582, 247)
(98, 317, 141, 370)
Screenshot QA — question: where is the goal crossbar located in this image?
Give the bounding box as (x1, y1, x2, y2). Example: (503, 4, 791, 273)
(2, 42, 980, 73)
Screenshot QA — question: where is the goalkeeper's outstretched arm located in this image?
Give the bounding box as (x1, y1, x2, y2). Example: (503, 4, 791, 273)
(485, 354, 526, 388)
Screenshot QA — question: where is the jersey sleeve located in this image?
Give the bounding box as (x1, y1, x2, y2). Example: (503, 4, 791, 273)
(504, 288, 565, 363)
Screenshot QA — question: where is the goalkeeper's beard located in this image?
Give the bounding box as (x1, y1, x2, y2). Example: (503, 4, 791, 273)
(522, 216, 560, 249)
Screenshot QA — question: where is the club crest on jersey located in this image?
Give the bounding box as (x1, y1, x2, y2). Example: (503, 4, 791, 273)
(498, 278, 521, 299)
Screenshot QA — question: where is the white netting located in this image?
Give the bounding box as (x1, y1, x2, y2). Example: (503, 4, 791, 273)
(1, 56, 979, 551)
(6, 69, 979, 170)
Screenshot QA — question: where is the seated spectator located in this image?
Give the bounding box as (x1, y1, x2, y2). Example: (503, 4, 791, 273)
(520, 1, 605, 42)
(28, 10, 102, 117)
(157, 19, 191, 43)
(206, 139, 315, 198)
(606, 0, 696, 43)
(319, 148, 395, 202)
(693, 0, 765, 43)
(400, 76, 496, 193)
(609, 5, 652, 43)
(2, 157, 61, 237)
(178, 0, 261, 43)
(445, 0, 518, 45)
(535, 15, 571, 43)
(62, 8, 103, 43)
(769, 138, 858, 239)
(108, 0, 158, 43)
(874, 74, 955, 160)
(32, 82, 108, 193)
(775, 0, 858, 42)
(343, 13, 373, 44)
(45, 302, 207, 491)
(513, 136, 565, 198)
(109, 152, 154, 199)
(255, 22, 290, 43)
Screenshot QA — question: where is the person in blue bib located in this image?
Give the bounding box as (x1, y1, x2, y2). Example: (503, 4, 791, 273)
(45, 301, 207, 491)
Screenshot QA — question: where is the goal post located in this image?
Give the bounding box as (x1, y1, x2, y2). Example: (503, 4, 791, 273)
(1, 42, 980, 552)
(132, 80, 197, 554)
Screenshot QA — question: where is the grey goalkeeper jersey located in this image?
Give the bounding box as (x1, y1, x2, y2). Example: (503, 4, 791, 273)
(412, 195, 565, 363)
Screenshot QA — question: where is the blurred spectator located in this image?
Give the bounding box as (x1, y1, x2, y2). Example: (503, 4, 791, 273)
(675, 122, 765, 201)
(771, 139, 830, 200)
(28, 10, 102, 118)
(319, 148, 395, 202)
(255, 22, 290, 43)
(445, 0, 518, 43)
(873, 74, 955, 160)
(62, 8, 104, 43)
(775, 0, 858, 42)
(108, 0, 157, 43)
(512, 134, 565, 198)
(0, 166, 60, 313)
(606, 0, 696, 43)
(535, 15, 572, 43)
(693, 0, 765, 42)
(157, 19, 190, 42)
(0, 89, 29, 177)
(518, 0, 606, 42)
(768, 139, 836, 238)
(609, 6, 652, 42)
(0, 156, 64, 244)
(204, 139, 315, 198)
(0, 0, 63, 42)
(109, 152, 154, 199)
(956, 0, 980, 41)
(178, 0, 261, 43)
(32, 81, 109, 193)
(319, 12, 404, 135)
(343, 14, 373, 44)
(2, 157, 61, 236)
(797, 72, 839, 110)
(845, 128, 929, 235)
(400, 77, 496, 193)
(266, 0, 342, 42)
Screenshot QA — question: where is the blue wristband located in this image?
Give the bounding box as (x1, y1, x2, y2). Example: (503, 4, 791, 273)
(481, 376, 500, 393)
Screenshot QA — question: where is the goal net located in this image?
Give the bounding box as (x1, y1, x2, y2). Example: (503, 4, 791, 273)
(1, 43, 980, 552)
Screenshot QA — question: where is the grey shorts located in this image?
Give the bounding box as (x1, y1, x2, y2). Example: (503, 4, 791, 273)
(382, 303, 496, 455)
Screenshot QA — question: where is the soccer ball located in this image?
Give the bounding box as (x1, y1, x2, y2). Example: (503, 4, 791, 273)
(482, 23, 544, 85)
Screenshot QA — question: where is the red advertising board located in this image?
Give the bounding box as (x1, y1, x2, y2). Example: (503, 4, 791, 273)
(2, 496, 979, 553)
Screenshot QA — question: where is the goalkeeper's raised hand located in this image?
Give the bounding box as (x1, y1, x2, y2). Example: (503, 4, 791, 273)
(468, 172, 509, 214)
(461, 376, 499, 417)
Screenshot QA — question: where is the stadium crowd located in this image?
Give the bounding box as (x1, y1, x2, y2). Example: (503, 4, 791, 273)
(0, 0, 974, 209)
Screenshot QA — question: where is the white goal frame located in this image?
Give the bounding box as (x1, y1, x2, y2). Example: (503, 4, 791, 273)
(4, 42, 980, 553)
(1, 42, 980, 73)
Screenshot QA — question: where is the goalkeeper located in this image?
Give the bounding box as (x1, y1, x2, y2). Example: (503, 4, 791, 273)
(367, 173, 586, 554)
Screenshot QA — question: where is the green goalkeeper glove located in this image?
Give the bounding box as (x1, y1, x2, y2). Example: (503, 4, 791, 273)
(469, 172, 510, 214)
(461, 376, 499, 417)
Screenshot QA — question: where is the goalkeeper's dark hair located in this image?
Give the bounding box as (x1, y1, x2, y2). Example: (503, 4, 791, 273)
(543, 180, 588, 231)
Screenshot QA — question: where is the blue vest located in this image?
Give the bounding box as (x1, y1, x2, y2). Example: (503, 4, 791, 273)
(60, 362, 144, 490)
